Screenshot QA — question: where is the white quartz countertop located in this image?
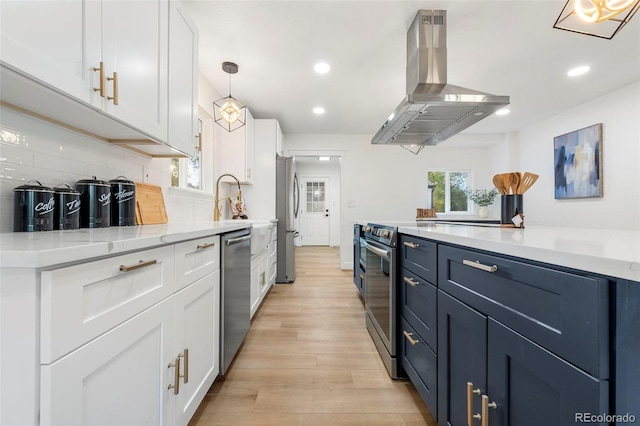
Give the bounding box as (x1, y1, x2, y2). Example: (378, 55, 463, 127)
(0, 221, 257, 268)
(395, 223, 640, 282)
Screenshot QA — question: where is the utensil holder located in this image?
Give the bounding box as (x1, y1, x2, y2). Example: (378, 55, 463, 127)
(501, 195, 524, 227)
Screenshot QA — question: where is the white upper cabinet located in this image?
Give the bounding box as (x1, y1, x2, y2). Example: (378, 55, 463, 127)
(215, 108, 255, 184)
(0, 0, 100, 104)
(168, 0, 199, 157)
(100, 0, 169, 140)
(0, 0, 199, 158)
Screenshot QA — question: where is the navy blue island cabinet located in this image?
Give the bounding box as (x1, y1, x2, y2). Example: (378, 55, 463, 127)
(395, 233, 633, 426)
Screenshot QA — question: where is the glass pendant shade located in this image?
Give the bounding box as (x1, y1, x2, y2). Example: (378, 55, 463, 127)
(553, 0, 640, 39)
(214, 95, 246, 132)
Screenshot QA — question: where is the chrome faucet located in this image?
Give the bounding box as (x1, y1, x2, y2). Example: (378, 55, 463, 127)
(214, 173, 242, 221)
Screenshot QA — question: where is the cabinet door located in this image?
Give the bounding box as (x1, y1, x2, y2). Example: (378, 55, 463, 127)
(0, 0, 101, 104)
(438, 290, 487, 426)
(101, 0, 168, 139)
(173, 271, 220, 426)
(487, 319, 609, 426)
(40, 297, 175, 426)
(215, 109, 255, 184)
(168, 0, 198, 157)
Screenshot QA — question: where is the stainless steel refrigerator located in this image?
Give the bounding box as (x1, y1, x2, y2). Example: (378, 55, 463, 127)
(276, 155, 299, 283)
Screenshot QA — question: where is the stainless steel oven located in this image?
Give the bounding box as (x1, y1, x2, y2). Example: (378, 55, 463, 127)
(363, 223, 399, 378)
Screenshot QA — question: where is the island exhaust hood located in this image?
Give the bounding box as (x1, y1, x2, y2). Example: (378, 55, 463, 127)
(371, 10, 510, 147)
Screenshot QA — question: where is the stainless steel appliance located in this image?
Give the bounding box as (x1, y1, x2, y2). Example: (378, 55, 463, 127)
(372, 10, 510, 147)
(363, 223, 399, 378)
(220, 229, 251, 374)
(276, 155, 299, 283)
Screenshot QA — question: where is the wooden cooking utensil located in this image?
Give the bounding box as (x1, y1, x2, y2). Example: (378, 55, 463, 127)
(510, 172, 521, 195)
(493, 174, 506, 194)
(519, 172, 539, 194)
(501, 173, 512, 195)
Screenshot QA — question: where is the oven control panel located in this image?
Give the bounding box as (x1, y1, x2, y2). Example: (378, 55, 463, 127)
(364, 223, 397, 247)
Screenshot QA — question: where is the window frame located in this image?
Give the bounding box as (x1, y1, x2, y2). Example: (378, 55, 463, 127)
(427, 169, 473, 215)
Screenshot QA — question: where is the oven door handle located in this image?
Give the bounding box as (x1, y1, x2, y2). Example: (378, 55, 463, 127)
(364, 242, 390, 260)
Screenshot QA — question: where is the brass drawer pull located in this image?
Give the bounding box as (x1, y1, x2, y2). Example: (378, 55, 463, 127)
(168, 356, 181, 395)
(119, 259, 157, 272)
(403, 330, 419, 346)
(403, 241, 420, 249)
(359, 274, 365, 280)
(463, 259, 498, 273)
(196, 242, 216, 250)
(467, 382, 482, 425)
(107, 71, 118, 105)
(178, 348, 189, 384)
(403, 276, 419, 287)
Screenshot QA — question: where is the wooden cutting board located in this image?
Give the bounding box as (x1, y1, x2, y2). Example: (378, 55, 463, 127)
(134, 182, 168, 225)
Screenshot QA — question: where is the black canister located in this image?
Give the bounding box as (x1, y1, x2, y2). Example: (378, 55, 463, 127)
(13, 180, 55, 232)
(109, 176, 136, 226)
(76, 176, 111, 228)
(53, 184, 81, 230)
(501, 195, 524, 225)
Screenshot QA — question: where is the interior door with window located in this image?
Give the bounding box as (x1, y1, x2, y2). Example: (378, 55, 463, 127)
(299, 177, 330, 246)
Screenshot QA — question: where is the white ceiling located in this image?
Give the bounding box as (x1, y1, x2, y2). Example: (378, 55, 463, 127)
(185, 0, 640, 138)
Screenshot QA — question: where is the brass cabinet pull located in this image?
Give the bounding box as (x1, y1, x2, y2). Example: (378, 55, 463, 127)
(168, 357, 181, 395)
(403, 241, 420, 249)
(119, 259, 157, 272)
(178, 348, 189, 384)
(463, 259, 498, 273)
(403, 276, 419, 287)
(196, 242, 216, 250)
(93, 62, 105, 97)
(403, 330, 419, 346)
(196, 133, 202, 152)
(107, 71, 119, 105)
(359, 274, 365, 280)
(467, 382, 482, 426)
(481, 394, 497, 426)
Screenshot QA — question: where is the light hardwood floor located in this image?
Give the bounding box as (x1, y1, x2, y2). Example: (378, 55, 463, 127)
(189, 246, 436, 426)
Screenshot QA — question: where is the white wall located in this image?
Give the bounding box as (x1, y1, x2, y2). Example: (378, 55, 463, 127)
(295, 160, 341, 246)
(511, 81, 640, 231)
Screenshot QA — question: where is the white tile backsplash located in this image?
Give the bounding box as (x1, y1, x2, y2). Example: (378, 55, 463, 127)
(0, 106, 213, 233)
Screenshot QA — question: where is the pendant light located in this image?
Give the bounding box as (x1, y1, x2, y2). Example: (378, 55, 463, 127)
(553, 0, 640, 39)
(214, 62, 247, 132)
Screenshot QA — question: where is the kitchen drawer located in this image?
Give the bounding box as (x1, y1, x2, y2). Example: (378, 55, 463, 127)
(399, 267, 437, 353)
(399, 234, 437, 284)
(40, 245, 175, 364)
(175, 235, 220, 291)
(400, 316, 437, 419)
(438, 244, 609, 378)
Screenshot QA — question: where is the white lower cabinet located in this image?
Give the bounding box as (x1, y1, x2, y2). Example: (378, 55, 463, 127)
(250, 250, 268, 318)
(40, 296, 176, 426)
(173, 270, 220, 426)
(38, 235, 222, 426)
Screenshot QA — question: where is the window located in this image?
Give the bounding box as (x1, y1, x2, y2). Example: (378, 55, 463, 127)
(171, 118, 202, 190)
(171, 106, 214, 192)
(427, 170, 470, 213)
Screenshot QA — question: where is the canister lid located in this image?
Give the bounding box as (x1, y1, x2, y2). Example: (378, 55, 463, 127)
(108, 176, 134, 185)
(76, 176, 109, 186)
(53, 184, 81, 195)
(13, 180, 53, 193)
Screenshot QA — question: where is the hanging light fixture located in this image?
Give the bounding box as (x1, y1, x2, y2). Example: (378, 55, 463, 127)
(401, 144, 425, 155)
(214, 62, 247, 132)
(553, 0, 640, 39)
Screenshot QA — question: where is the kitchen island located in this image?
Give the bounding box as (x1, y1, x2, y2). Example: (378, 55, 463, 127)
(358, 221, 639, 426)
(0, 221, 253, 426)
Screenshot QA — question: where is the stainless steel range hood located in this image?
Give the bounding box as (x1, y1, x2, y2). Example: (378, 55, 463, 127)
(372, 10, 510, 147)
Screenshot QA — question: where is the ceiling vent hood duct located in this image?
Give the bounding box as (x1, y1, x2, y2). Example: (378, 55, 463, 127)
(372, 10, 510, 147)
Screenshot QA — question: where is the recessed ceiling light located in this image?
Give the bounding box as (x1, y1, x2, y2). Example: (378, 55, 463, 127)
(313, 107, 325, 115)
(568, 65, 590, 77)
(496, 109, 510, 116)
(318, 156, 330, 161)
(314, 63, 331, 74)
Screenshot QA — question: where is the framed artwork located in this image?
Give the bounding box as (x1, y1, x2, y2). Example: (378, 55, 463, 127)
(554, 123, 603, 199)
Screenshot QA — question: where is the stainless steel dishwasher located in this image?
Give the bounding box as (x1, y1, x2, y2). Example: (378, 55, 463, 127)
(220, 229, 251, 374)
